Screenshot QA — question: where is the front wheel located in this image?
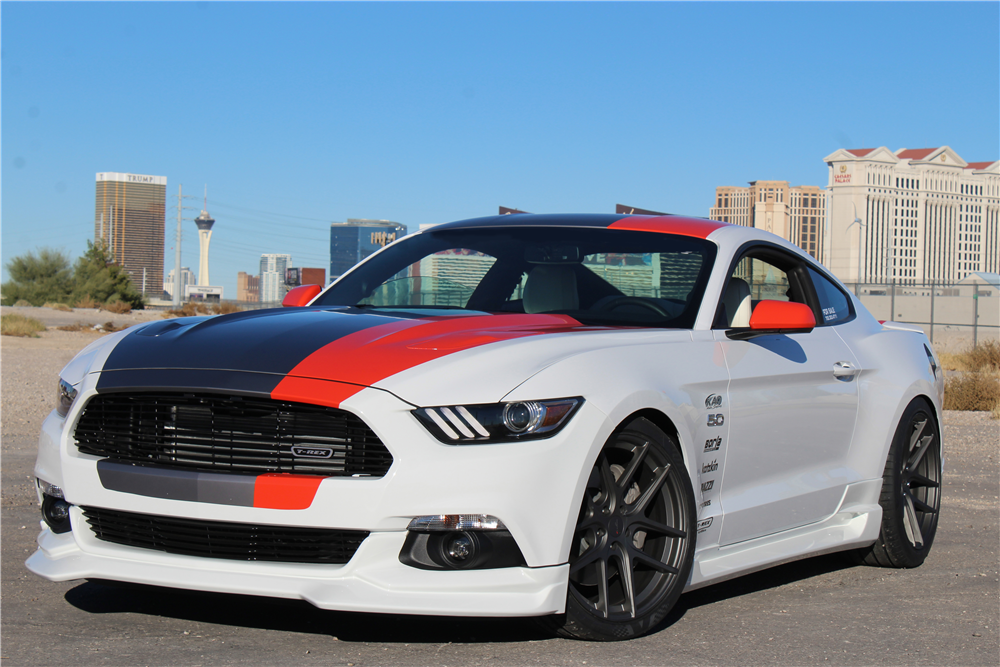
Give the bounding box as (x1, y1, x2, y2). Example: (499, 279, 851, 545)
(855, 398, 942, 568)
(545, 417, 695, 641)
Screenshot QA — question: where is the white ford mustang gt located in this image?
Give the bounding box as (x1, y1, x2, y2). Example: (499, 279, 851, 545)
(28, 213, 944, 640)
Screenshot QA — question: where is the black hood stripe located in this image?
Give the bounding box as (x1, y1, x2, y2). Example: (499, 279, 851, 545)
(97, 307, 410, 391)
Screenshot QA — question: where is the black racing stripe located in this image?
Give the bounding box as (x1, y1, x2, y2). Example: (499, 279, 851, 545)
(97, 460, 257, 506)
(96, 369, 284, 395)
(101, 307, 407, 376)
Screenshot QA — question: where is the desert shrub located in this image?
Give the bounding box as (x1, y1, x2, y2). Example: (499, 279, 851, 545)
(944, 372, 1000, 412)
(163, 302, 213, 318)
(938, 341, 1000, 373)
(75, 295, 100, 309)
(72, 242, 145, 310)
(100, 299, 132, 315)
(56, 322, 90, 332)
(965, 340, 1000, 373)
(1, 313, 46, 337)
(43, 302, 73, 312)
(1, 248, 73, 306)
(13, 299, 33, 307)
(212, 302, 243, 315)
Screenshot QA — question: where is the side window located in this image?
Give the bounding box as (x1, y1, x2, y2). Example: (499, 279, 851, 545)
(808, 267, 853, 325)
(716, 250, 806, 328)
(733, 256, 792, 303)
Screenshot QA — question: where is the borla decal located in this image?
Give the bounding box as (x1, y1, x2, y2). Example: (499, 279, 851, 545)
(704, 436, 722, 452)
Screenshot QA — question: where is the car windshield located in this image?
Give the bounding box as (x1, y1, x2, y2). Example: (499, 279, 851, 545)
(314, 226, 717, 328)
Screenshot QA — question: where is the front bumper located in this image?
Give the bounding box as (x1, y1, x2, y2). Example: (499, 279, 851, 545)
(26, 510, 569, 616)
(28, 377, 611, 617)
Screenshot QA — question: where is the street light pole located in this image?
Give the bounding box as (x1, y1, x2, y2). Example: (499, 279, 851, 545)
(846, 202, 865, 295)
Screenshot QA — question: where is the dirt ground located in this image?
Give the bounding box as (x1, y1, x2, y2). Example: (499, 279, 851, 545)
(2, 312, 997, 666)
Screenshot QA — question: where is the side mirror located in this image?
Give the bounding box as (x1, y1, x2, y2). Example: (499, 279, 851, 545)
(282, 284, 322, 308)
(726, 300, 815, 340)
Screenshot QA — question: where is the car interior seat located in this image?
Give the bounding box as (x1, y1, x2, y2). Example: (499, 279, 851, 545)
(523, 265, 579, 313)
(723, 277, 752, 327)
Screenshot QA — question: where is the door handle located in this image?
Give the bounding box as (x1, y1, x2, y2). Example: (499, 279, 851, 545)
(833, 361, 859, 379)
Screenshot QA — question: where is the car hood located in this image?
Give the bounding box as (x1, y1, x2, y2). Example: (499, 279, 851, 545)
(92, 307, 674, 407)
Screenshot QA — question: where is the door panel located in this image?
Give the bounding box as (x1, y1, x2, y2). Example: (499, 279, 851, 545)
(715, 325, 861, 545)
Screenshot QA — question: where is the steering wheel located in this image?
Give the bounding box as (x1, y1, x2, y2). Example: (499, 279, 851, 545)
(594, 296, 670, 317)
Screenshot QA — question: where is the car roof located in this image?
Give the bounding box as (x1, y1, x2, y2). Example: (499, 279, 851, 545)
(430, 213, 729, 240)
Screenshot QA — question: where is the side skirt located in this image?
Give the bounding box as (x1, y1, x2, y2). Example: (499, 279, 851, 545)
(685, 478, 882, 592)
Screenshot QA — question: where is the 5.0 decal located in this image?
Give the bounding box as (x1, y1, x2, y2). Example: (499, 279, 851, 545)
(707, 414, 725, 427)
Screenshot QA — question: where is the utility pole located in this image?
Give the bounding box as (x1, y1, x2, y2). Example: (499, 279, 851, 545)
(174, 185, 183, 307)
(171, 185, 198, 307)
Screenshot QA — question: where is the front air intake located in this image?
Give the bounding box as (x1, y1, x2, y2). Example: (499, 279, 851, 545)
(74, 392, 392, 477)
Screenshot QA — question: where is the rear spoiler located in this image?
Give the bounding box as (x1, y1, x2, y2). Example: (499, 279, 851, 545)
(879, 320, 926, 334)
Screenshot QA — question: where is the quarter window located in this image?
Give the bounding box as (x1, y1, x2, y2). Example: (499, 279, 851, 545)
(808, 267, 852, 325)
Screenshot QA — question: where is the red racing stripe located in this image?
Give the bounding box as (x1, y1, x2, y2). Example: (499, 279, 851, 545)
(609, 215, 727, 239)
(253, 474, 325, 510)
(271, 313, 584, 408)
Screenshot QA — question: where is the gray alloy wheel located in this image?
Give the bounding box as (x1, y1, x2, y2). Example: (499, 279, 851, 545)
(544, 417, 695, 641)
(856, 398, 942, 568)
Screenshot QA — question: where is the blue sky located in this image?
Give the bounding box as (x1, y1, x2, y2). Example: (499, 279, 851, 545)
(3, 1, 998, 300)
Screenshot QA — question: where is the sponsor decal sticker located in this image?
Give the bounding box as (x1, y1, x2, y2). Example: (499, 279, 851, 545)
(699, 499, 712, 509)
(704, 436, 722, 452)
(702, 459, 718, 474)
(705, 394, 723, 409)
(697, 517, 713, 533)
(707, 414, 725, 427)
(701, 480, 715, 492)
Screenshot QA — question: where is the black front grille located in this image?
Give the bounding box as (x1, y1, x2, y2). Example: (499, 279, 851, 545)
(82, 506, 368, 564)
(74, 392, 392, 477)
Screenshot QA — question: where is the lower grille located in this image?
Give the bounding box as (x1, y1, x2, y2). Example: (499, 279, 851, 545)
(82, 506, 368, 564)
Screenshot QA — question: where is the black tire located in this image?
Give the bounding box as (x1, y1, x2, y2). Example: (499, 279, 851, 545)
(855, 398, 942, 568)
(543, 417, 695, 641)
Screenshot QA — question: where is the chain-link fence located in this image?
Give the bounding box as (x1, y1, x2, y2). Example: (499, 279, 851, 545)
(848, 281, 999, 348)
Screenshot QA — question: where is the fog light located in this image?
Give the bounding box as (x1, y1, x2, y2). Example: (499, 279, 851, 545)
(446, 533, 474, 561)
(41, 495, 72, 534)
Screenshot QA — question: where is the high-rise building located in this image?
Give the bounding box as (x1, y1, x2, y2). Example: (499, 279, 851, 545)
(709, 181, 826, 260)
(824, 146, 999, 285)
(260, 254, 292, 303)
(163, 267, 197, 300)
(194, 195, 215, 286)
(94, 172, 167, 296)
(330, 219, 407, 280)
(237, 272, 260, 302)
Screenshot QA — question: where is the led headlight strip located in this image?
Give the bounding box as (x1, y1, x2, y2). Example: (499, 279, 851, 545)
(413, 397, 582, 444)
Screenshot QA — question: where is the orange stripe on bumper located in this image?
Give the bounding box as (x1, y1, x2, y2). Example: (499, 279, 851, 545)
(253, 474, 324, 510)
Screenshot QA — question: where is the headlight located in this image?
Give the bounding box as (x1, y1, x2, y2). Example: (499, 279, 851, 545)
(413, 397, 582, 443)
(56, 378, 78, 418)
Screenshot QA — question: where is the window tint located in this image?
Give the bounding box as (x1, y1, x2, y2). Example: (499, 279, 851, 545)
(808, 267, 852, 325)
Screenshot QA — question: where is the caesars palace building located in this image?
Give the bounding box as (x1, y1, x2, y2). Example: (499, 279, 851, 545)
(824, 146, 999, 286)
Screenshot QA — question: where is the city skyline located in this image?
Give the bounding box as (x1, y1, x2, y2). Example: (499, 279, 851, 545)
(3, 2, 997, 300)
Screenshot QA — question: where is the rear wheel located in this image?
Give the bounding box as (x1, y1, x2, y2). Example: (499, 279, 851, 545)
(856, 398, 942, 568)
(546, 417, 695, 641)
